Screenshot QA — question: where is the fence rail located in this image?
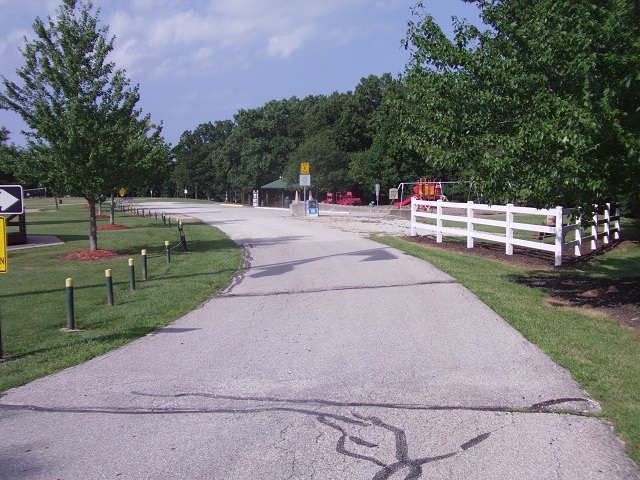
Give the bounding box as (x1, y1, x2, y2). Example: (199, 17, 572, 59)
(410, 200, 621, 266)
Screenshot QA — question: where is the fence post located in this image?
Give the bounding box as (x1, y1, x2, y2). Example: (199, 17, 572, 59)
(162, 212, 166, 225)
(614, 204, 621, 240)
(141, 249, 148, 280)
(603, 203, 611, 244)
(574, 209, 583, 257)
(128, 258, 136, 291)
(591, 205, 598, 250)
(66, 278, 75, 330)
(105, 269, 114, 306)
(168, 216, 171, 228)
(436, 199, 443, 243)
(505, 203, 513, 256)
(410, 198, 416, 236)
(554, 206, 564, 266)
(165, 241, 171, 263)
(466, 201, 474, 249)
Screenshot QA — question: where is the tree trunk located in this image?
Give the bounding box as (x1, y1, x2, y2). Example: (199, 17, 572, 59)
(88, 199, 98, 251)
(54, 195, 59, 210)
(110, 191, 115, 224)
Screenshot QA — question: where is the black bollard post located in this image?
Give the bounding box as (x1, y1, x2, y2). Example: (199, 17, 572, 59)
(165, 241, 171, 263)
(128, 258, 136, 291)
(105, 269, 114, 306)
(66, 278, 75, 330)
(141, 249, 148, 280)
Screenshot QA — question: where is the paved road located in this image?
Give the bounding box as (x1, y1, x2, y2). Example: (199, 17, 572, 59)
(1, 203, 637, 479)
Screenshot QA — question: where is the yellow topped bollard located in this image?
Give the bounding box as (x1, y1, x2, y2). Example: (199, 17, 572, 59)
(66, 278, 75, 330)
(141, 249, 148, 280)
(105, 269, 114, 306)
(128, 258, 135, 291)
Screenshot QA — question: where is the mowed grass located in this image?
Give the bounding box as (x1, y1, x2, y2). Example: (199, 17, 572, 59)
(375, 222, 640, 466)
(0, 198, 241, 392)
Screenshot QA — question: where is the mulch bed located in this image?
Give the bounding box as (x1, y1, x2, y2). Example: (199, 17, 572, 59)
(62, 250, 125, 260)
(402, 235, 640, 334)
(97, 224, 128, 231)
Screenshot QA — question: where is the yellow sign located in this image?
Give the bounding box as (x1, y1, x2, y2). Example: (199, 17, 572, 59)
(300, 163, 310, 175)
(119, 188, 126, 196)
(0, 217, 7, 274)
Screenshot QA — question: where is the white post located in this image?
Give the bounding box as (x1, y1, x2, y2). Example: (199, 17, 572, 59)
(554, 206, 564, 266)
(614, 204, 621, 240)
(505, 203, 513, 256)
(436, 200, 443, 243)
(466, 201, 474, 249)
(591, 205, 598, 250)
(603, 203, 611, 244)
(574, 209, 582, 257)
(410, 197, 417, 236)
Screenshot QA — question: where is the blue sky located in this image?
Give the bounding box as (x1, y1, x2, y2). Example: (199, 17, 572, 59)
(0, 0, 482, 148)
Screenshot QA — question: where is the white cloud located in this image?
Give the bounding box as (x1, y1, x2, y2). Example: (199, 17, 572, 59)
(102, 0, 385, 79)
(267, 26, 315, 59)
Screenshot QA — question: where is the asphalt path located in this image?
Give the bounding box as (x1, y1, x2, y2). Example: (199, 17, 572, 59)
(1, 203, 638, 479)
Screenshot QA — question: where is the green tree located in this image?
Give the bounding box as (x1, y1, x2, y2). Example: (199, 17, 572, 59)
(0, 127, 18, 184)
(172, 120, 234, 200)
(0, 0, 166, 249)
(285, 130, 350, 195)
(227, 98, 306, 200)
(402, 0, 640, 213)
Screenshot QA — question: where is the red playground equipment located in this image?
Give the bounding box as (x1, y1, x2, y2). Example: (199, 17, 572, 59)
(322, 191, 362, 205)
(394, 179, 445, 207)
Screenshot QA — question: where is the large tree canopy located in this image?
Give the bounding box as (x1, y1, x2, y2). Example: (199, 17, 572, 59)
(0, 0, 169, 249)
(402, 0, 640, 213)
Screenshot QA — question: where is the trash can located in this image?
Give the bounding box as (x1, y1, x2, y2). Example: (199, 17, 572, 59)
(284, 196, 291, 208)
(308, 199, 319, 217)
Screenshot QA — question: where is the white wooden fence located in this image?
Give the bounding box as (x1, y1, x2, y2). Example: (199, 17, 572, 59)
(410, 200, 621, 266)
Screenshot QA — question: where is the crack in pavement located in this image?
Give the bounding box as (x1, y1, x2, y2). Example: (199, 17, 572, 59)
(0, 393, 592, 416)
(0, 393, 595, 479)
(219, 280, 459, 298)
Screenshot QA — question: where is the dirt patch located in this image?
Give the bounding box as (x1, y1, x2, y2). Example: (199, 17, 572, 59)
(62, 250, 124, 260)
(515, 276, 640, 333)
(402, 235, 640, 333)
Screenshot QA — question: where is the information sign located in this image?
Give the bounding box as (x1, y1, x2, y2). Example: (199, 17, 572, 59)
(299, 174, 311, 186)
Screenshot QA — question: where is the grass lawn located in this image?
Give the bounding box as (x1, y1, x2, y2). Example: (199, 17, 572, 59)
(375, 219, 640, 467)
(0, 197, 241, 392)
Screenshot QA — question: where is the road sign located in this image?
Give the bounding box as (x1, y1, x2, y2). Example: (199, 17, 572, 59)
(0, 185, 23, 215)
(300, 163, 310, 174)
(299, 174, 311, 186)
(119, 188, 126, 196)
(0, 217, 7, 273)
